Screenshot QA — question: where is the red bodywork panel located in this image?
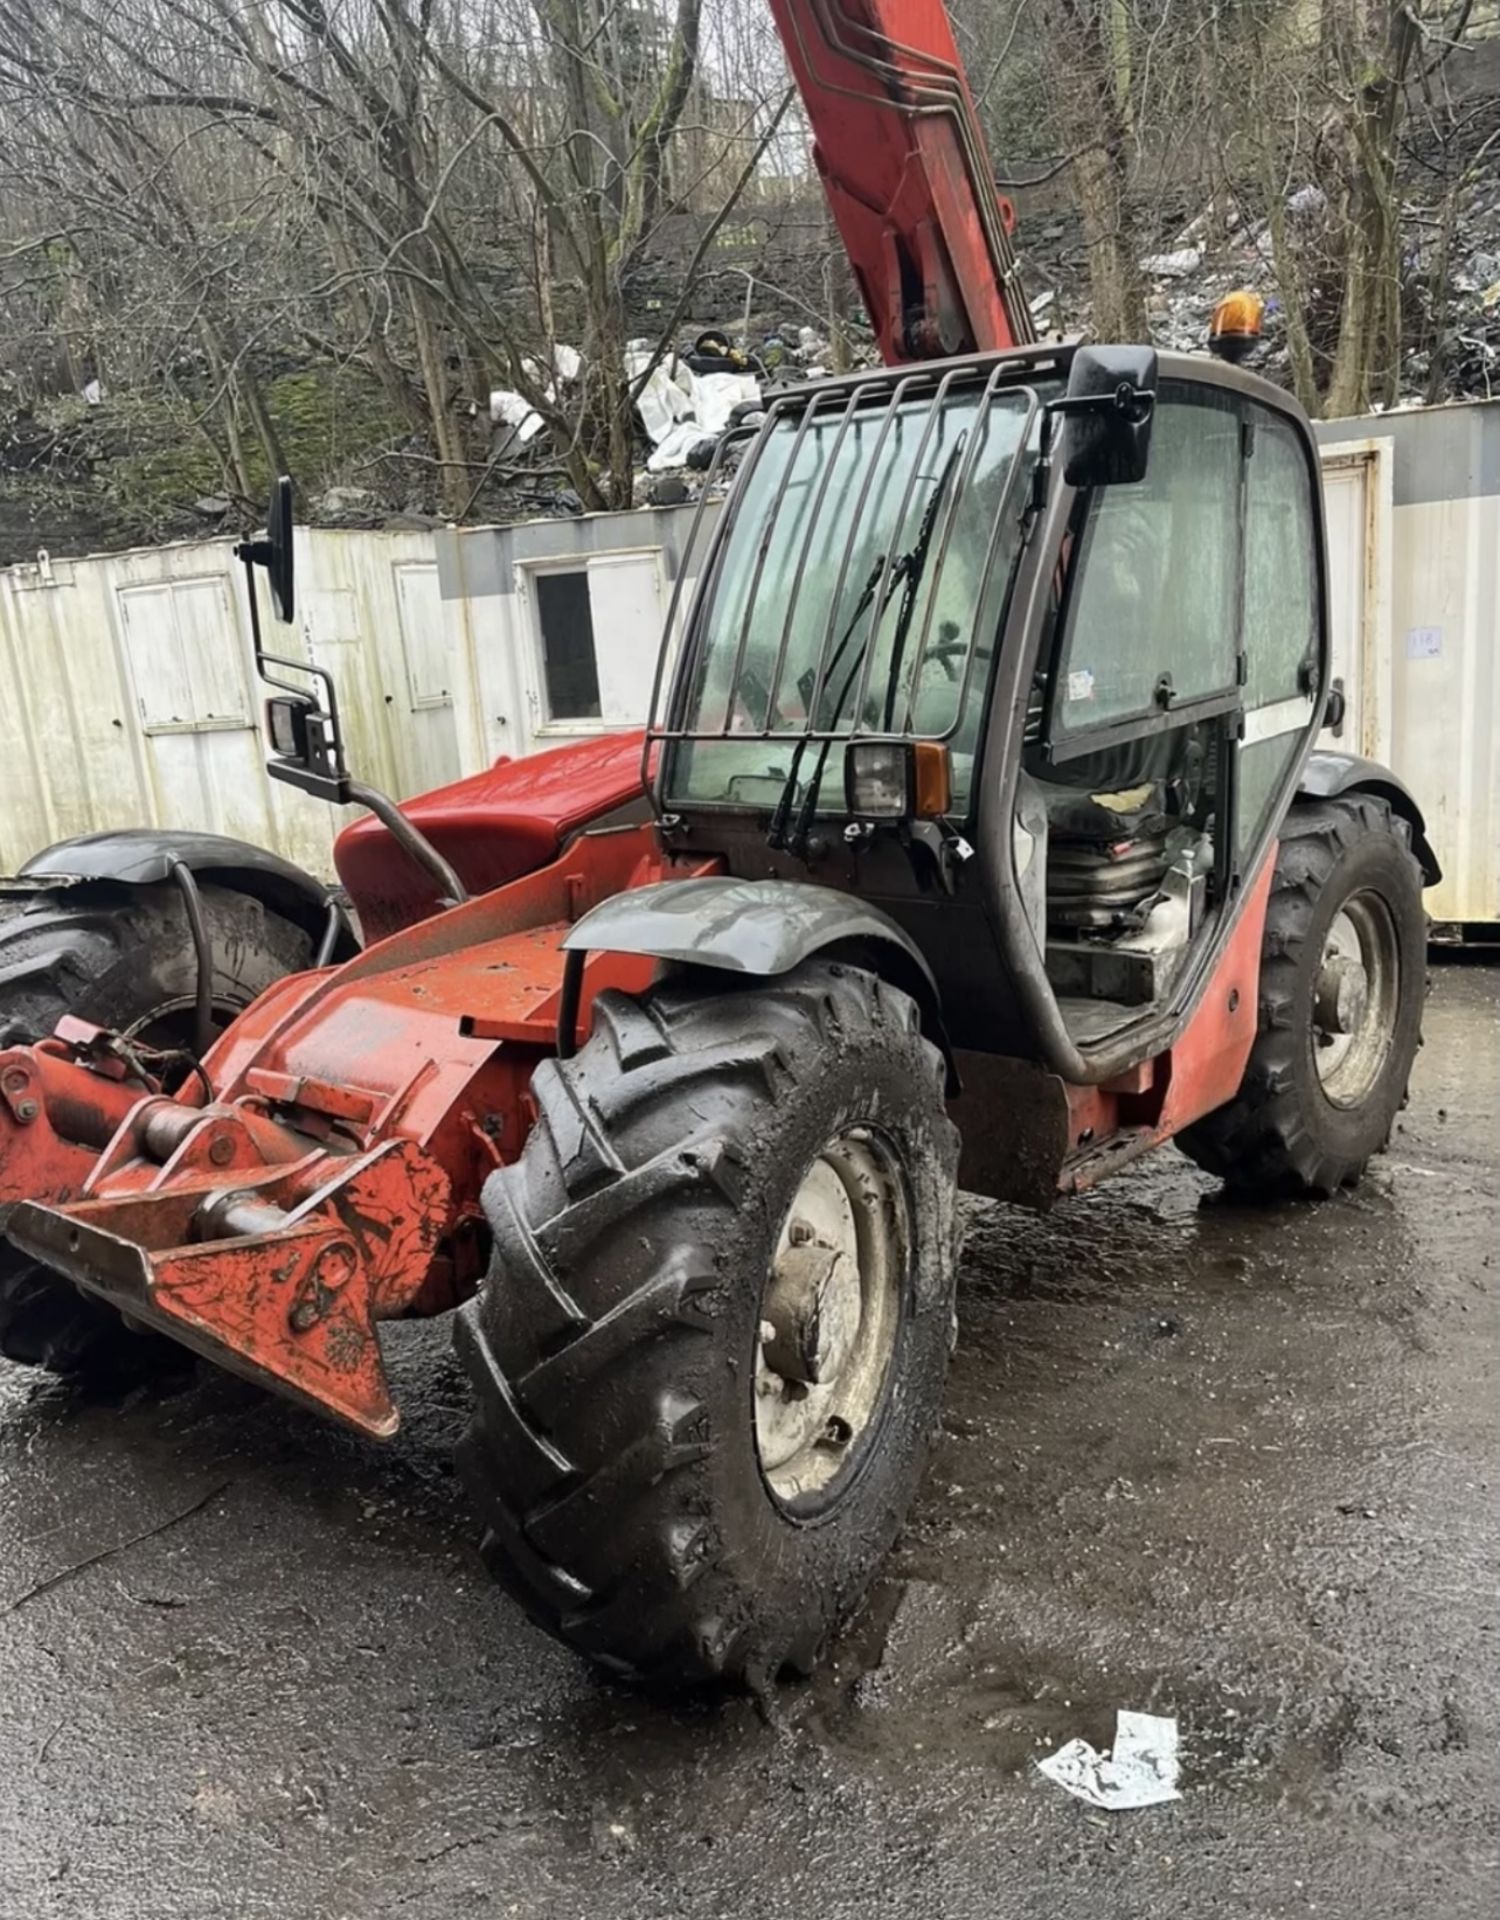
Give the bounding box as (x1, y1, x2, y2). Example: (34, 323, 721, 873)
(336, 731, 650, 942)
(767, 0, 1034, 358)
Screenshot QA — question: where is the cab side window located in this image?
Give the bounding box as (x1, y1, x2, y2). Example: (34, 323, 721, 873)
(1053, 384, 1242, 735)
(1237, 407, 1321, 856)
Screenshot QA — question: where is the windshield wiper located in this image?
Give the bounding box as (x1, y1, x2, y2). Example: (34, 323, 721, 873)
(765, 554, 886, 851)
(881, 432, 966, 730)
(784, 434, 968, 855)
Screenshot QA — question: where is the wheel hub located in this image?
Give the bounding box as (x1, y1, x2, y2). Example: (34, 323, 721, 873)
(761, 1228, 861, 1386)
(1315, 953, 1369, 1036)
(754, 1130, 907, 1506)
(1312, 895, 1400, 1108)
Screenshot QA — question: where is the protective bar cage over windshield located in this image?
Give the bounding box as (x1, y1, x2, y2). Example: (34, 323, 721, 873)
(646, 359, 1056, 824)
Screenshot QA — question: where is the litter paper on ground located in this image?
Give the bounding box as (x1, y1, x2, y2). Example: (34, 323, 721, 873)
(1036, 1710, 1182, 1810)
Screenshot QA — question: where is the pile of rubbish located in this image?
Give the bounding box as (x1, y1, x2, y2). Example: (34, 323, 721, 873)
(625, 332, 771, 475)
(1038, 161, 1500, 409)
(487, 343, 586, 453)
(489, 322, 856, 507)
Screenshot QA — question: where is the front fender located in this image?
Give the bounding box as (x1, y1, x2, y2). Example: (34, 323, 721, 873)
(563, 876, 954, 1083)
(8, 828, 358, 958)
(1298, 751, 1441, 885)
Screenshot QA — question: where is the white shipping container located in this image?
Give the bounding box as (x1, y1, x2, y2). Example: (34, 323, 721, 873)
(0, 508, 713, 880)
(0, 527, 456, 879)
(1317, 400, 1500, 927)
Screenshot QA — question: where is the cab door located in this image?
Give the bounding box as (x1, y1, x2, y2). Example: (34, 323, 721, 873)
(1038, 376, 1324, 897)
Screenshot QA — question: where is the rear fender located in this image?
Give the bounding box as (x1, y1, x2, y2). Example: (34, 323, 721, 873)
(8, 828, 358, 959)
(1298, 752, 1440, 885)
(562, 877, 956, 1086)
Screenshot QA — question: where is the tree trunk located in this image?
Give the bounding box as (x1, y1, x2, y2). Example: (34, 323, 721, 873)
(1039, 0, 1150, 343)
(1256, 142, 1322, 416)
(1322, 2, 1418, 418)
(407, 283, 468, 516)
(1424, 123, 1500, 405)
(323, 224, 424, 432)
(235, 363, 290, 484)
(824, 200, 852, 372)
(1070, 138, 1149, 342)
(198, 322, 255, 497)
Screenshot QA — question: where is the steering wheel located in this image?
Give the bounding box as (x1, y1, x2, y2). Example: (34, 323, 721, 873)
(927, 639, 993, 682)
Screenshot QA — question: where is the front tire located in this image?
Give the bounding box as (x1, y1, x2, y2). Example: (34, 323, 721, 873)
(0, 881, 315, 1382)
(456, 961, 960, 1687)
(1178, 794, 1426, 1197)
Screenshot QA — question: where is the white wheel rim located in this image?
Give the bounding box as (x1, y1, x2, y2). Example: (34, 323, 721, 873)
(754, 1127, 907, 1507)
(1313, 891, 1399, 1108)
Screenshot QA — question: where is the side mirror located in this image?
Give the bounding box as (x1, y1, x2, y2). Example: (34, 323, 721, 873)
(265, 474, 294, 623)
(235, 475, 295, 624)
(1054, 346, 1158, 488)
(234, 473, 349, 802)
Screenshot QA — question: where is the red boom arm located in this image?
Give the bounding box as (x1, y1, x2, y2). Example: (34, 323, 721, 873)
(766, 0, 1035, 362)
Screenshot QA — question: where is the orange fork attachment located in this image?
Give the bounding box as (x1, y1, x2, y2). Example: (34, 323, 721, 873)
(1, 826, 707, 1436)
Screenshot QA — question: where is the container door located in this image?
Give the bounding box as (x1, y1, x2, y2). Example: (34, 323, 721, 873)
(115, 574, 278, 849)
(392, 560, 461, 796)
(1319, 448, 1391, 757)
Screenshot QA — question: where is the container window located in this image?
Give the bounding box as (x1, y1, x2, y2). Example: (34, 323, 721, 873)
(536, 569, 602, 721)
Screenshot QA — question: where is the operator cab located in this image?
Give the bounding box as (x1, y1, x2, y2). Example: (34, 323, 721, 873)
(651, 341, 1327, 1071)
(1019, 356, 1324, 1047)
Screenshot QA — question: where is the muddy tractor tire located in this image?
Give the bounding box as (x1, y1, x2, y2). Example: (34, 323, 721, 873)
(456, 960, 960, 1688)
(1178, 793, 1426, 1199)
(0, 882, 315, 1383)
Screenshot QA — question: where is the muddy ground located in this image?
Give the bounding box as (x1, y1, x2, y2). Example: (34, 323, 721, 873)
(1, 964, 1494, 1919)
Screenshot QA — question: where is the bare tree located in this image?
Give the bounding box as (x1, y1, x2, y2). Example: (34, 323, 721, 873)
(0, 0, 796, 517)
(2, 0, 1497, 548)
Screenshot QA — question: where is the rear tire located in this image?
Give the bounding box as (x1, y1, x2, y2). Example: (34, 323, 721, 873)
(0, 882, 314, 1383)
(1178, 794, 1426, 1198)
(456, 961, 960, 1687)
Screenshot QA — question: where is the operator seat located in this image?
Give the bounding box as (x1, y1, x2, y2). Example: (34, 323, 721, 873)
(1024, 724, 1210, 933)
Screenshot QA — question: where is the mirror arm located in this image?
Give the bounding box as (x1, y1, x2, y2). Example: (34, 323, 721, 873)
(1045, 383, 1156, 426)
(237, 546, 267, 673)
(237, 474, 467, 914)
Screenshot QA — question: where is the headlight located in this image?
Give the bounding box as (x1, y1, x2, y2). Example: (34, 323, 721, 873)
(265, 696, 307, 759)
(844, 741, 909, 817)
(844, 741, 952, 820)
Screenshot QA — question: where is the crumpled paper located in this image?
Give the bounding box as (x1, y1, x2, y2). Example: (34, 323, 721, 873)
(1036, 1709, 1182, 1810)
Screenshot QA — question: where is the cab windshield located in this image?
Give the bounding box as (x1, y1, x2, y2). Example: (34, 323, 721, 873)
(661, 377, 1043, 817)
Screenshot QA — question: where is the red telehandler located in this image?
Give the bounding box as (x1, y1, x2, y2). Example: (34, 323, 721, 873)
(0, 0, 1436, 1686)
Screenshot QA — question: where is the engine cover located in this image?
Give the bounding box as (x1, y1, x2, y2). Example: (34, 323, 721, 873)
(335, 732, 650, 941)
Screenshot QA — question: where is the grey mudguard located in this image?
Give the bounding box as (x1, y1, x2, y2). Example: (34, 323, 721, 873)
(563, 876, 935, 984)
(1298, 751, 1441, 884)
(563, 876, 951, 1069)
(8, 828, 357, 955)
